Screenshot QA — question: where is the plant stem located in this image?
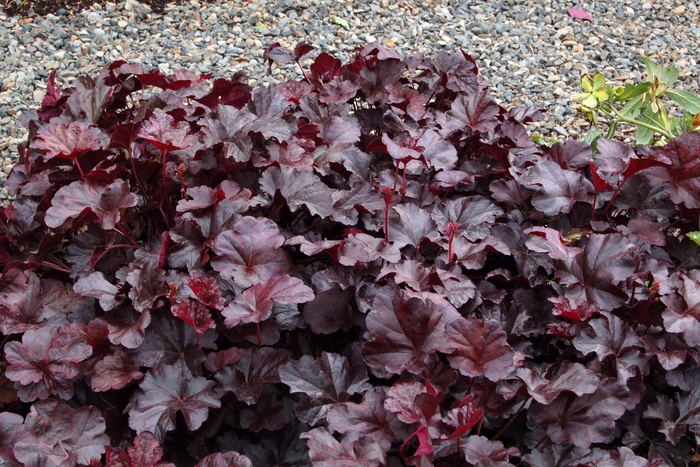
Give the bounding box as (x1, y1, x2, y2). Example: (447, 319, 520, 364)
(493, 397, 530, 441)
(605, 107, 673, 139)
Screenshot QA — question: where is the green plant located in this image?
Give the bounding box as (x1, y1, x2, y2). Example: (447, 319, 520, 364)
(574, 56, 700, 146)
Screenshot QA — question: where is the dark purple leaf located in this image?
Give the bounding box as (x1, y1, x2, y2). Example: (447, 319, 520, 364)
(222, 274, 314, 327)
(445, 317, 522, 381)
(529, 379, 629, 447)
(211, 216, 292, 288)
(45, 179, 139, 230)
(126, 261, 167, 313)
(300, 427, 386, 467)
(259, 166, 334, 218)
(461, 435, 520, 465)
(127, 364, 220, 440)
(644, 132, 700, 208)
(326, 387, 401, 451)
(14, 399, 108, 466)
(0, 412, 23, 465)
(661, 270, 700, 346)
(516, 362, 600, 404)
(280, 352, 370, 425)
(195, 451, 253, 467)
(0, 269, 75, 334)
(74, 271, 124, 311)
(90, 349, 143, 392)
(556, 233, 639, 312)
(34, 119, 108, 162)
(518, 161, 594, 216)
(137, 108, 194, 152)
(547, 140, 592, 170)
(389, 204, 436, 249)
(5, 324, 92, 401)
(105, 431, 168, 467)
(214, 347, 289, 405)
(644, 390, 700, 445)
(440, 92, 502, 134)
(363, 288, 460, 377)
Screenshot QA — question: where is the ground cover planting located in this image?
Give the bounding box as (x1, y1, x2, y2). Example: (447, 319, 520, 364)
(1, 42, 699, 465)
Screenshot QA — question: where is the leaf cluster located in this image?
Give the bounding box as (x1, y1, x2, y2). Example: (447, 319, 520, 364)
(0, 43, 699, 466)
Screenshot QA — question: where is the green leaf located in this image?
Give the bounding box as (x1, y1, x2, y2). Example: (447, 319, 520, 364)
(641, 56, 678, 85)
(329, 16, 350, 29)
(613, 82, 651, 102)
(666, 89, 700, 114)
(580, 129, 603, 149)
(688, 231, 700, 247)
(635, 124, 653, 146)
(618, 94, 645, 119)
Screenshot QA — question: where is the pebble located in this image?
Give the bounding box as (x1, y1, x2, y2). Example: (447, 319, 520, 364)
(0, 0, 699, 201)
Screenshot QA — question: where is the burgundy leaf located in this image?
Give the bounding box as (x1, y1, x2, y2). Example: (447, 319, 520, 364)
(104, 305, 152, 349)
(338, 233, 401, 266)
(556, 233, 638, 311)
(524, 226, 583, 261)
(222, 274, 314, 328)
(0, 412, 23, 465)
(280, 352, 370, 425)
(259, 166, 334, 218)
(245, 84, 295, 141)
(516, 362, 600, 404)
(127, 364, 220, 440)
(441, 92, 502, 134)
(300, 427, 386, 467)
(519, 161, 594, 216)
(131, 311, 213, 370)
(5, 324, 92, 401)
(211, 216, 291, 288)
(126, 261, 167, 313)
(34, 119, 109, 161)
(195, 451, 253, 467)
(433, 195, 504, 242)
(198, 104, 256, 162)
(301, 285, 354, 334)
(644, 390, 700, 445)
(549, 296, 599, 322)
(363, 288, 460, 377)
(105, 431, 168, 467)
(74, 271, 124, 311)
(203, 348, 243, 373)
(529, 379, 629, 447)
(573, 313, 644, 362)
(445, 317, 522, 381)
(389, 204, 436, 249)
(91, 349, 143, 392)
(441, 395, 485, 440)
(45, 179, 139, 230)
(14, 399, 108, 466)
(661, 270, 700, 346)
(326, 387, 401, 451)
(214, 347, 289, 405)
(0, 269, 74, 334)
(548, 140, 592, 170)
(171, 300, 216, 335)
(643, 132, 700, 208)
(461, 435, 520, 465)
(137, 108, 194, 152)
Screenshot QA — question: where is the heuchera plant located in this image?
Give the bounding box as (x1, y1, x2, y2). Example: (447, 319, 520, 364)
(1, 42, 699, 466)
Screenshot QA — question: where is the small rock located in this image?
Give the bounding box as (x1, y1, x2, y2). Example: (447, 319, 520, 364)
(673, 5, 685, 15)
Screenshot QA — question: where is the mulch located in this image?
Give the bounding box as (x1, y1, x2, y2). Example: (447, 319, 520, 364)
(1, 0, 215, 16)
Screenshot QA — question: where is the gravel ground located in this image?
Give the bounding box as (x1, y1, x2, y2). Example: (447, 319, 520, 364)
(1, 0, 699, 200)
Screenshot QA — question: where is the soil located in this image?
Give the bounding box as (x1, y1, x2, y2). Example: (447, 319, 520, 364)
(1, 0, 215, 17)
